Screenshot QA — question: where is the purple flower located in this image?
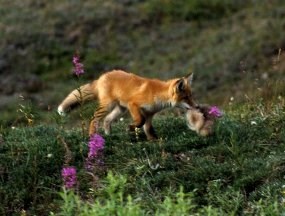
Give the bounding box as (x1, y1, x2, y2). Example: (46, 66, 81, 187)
(61, 166, 77, 189)
(72, 53, 84, 76)
(208, 106, 223, 118)
(88, 134, 105, 159)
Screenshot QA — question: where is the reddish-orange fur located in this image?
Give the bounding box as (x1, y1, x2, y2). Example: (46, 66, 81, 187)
(58, 70, 195, 140)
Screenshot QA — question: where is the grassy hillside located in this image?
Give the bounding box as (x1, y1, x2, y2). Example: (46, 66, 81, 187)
(1, 0, 285, 215)
(1, 0, 285, 124)
(1, 99, 285, 215)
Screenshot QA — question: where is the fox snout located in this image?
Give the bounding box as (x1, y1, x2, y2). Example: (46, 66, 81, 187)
(181, 100, 197, 110)
(189, 100, 198, 109)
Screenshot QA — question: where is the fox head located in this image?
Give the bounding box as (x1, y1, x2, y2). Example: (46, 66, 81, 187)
(171, 73, 196, 110)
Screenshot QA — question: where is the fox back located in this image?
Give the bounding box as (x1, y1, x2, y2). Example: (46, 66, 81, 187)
(95, 70, 194, 110)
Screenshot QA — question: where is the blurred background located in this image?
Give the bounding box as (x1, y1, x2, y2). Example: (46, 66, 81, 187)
(1, 0, 285, 126)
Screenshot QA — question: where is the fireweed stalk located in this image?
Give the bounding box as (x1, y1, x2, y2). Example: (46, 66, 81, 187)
(72, 52, 87, 137)
(85, 134, 105, 171)
(60, 53, 84, 190)
(61, 166, 77, 189)
(72, 53, 84, 77)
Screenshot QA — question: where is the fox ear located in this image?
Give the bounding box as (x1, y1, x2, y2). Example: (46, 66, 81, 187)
(185, 73, 193, 85)
(176, 79, 185, 93)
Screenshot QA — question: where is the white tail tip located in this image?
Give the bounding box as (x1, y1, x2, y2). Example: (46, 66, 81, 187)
(57, 106, 66, 116)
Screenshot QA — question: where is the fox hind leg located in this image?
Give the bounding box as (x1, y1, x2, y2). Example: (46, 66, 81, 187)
(89, 104, 108, 136)
(103, 105, 126, 135)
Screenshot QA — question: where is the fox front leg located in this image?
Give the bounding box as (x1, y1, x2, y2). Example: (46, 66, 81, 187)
(143, 115, 158, 140)
(127, 102, 146, 132)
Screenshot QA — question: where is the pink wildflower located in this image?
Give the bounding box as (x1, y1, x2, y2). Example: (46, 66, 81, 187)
(88, 134, 105, 159)
(72, 53, 84, 76)
(208, 106, 223, 118)
(61, 166, 77, 189)
(85, 134, 105, 171)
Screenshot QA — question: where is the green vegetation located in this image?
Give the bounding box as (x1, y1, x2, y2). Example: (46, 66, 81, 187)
(1, 99, 285, 215)
(1, 0, 285, 215)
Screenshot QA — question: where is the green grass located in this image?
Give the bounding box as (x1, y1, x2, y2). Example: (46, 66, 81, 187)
(1, 98, 285, 215)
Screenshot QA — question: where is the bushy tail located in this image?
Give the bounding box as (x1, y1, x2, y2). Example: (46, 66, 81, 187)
(57, 81, 97, 115)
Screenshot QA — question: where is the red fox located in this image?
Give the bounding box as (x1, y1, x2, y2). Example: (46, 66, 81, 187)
(58, 70, 196, 140)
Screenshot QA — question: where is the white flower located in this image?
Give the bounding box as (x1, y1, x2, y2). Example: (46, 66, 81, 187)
(47, 154, 53, 158)
(250, 121, 257, 125)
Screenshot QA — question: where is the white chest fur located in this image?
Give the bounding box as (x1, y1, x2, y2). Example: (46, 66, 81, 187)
(142, 99, 172, 113)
